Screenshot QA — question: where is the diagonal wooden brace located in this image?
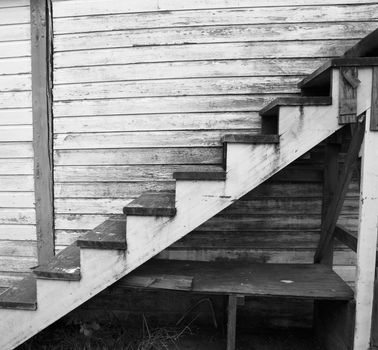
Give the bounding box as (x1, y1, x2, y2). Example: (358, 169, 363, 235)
(314, 115, 366, 263)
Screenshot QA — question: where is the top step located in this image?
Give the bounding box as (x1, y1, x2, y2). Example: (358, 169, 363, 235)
(298, 57, 378, 93)
(299, 28, 378, 94)
(343, 27, 378, 58)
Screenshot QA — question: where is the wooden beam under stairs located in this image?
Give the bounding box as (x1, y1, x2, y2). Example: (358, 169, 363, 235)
(314, 116, 366, 263)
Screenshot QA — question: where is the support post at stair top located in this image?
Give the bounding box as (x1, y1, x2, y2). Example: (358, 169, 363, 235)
(339, 67, 360, 124)
(353, 107, 378, 350)
(314, 116, 365, 263)
(227, 295, 237, 350)
(371, 67, 378, 131)
(320, 141, 341, 266)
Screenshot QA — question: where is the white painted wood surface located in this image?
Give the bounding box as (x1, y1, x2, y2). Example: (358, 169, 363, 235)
(50, 1, 377, 294)
(353, 69, 378, 350)
(0, 1, 37, 279)
(0, 72, 344, 349)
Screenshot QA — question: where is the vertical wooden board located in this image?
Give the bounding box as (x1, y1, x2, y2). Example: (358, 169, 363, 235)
(227, 295, 237, 350)
(31, 0, 54, 264)
(353, 69, 378, 350)
(371, 67, 378, 131)
(339, 67, 359, 124)
(320, 142, 340, 266)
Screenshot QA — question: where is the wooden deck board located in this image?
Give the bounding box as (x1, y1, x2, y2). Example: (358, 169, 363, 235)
(123, 191, 176, 216)
(259, 97, 332, 117)
(33, 244, 81, 281)
(173, 170, 226, 181)
(122, 260, 353, 300)
(77, 215, 126, 249)
(222, 134, 279, 144)
(298, 57, 378, 90)
(0, 274, 36, 310)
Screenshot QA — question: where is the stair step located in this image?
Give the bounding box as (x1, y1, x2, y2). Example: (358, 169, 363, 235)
(173, 170, 226, 181)
(77, 216, 126, 249)
(343, 27, 378, 58)
(298, 57, 378, 92)
(259, 97, 332, 117)
(121, 260, 354, 300)
(123, 191, 176, 217)
(0, 274, 36, 310)
(222, 134, 279, 144)
(33, 244, 81, 281)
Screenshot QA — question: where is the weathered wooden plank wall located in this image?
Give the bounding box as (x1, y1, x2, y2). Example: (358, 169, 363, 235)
(0, 0, 37, 288)
(51, 0, 375, 323)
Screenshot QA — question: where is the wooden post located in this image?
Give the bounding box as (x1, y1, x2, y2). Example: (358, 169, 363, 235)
(371, 68, 378, 131)
(227, 295, 237, 350)
(320, 141, 341, 266)
(353, 105, 378, 349)
(31, 0, 54, 264)
(314, 118, 365, 263)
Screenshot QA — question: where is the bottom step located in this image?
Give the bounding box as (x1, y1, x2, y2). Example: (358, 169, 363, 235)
(122, 260, 353, 300)
(0, 274, 36, 310)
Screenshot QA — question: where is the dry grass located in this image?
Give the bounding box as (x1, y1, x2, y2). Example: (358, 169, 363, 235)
(17, 314, 192, 350)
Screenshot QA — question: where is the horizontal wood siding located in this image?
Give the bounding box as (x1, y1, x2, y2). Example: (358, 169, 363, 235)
(0, 0, 37, 288)
(52, 0, 371, 324)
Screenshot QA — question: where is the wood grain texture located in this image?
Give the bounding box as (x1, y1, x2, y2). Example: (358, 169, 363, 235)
(124, 192, 176, 217)
(0, 1, 37, 279)
(314, 118, 365, 263)
(227, 294, 237, 350)
(53, 22, 376, 52)
(54, 40, 358, 68)
(320, 142, 340, 265)
(33, 244, 81, 281)
(43, 2, 371, 336)
(52, 0, 378, 17)
(121, 260, 353, 300)
(53, 5, 378, 34)
(53, 59, 327, 85)
(339, 67, 359, 124)
(0, 274, 36, 310)
(76, 216, 126, 250)
(31, 0, 54, 264)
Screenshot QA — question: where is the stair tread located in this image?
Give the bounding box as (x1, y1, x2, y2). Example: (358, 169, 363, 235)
(173, 169, 226, 181)
(77, 215, 126, 249)
(124, 191, 176, 217)
(122, 260, 353, 300)
(0, 274, 36, 310)
(298, 57, 378, 90)
(259, 96, 332, 117)
(222, 134, 279, 143)
(33, 244, 81, 281)
(343, 27, 378, 58)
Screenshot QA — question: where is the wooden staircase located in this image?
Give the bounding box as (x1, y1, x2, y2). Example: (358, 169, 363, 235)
(0, 31, 378, 350)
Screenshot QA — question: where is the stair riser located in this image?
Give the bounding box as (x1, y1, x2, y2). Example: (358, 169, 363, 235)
(126, 97, 344, 262)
